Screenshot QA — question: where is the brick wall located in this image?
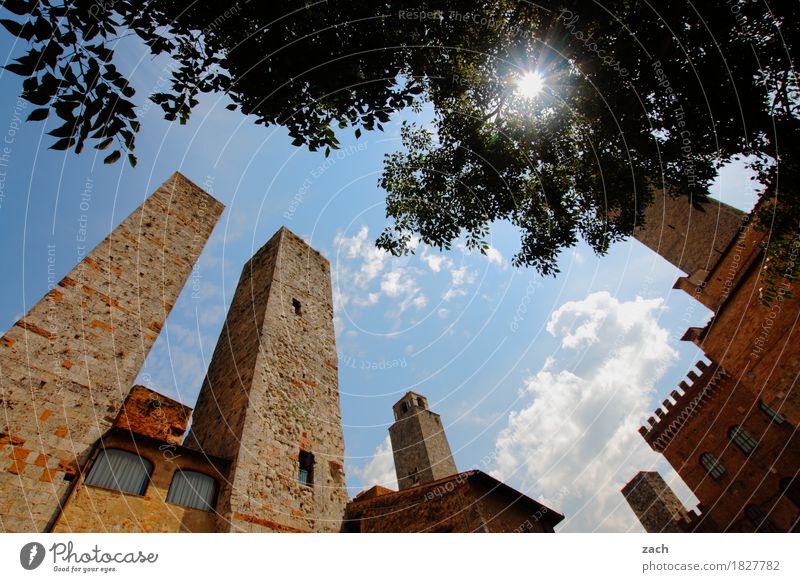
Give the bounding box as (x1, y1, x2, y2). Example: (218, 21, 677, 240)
(634, 191, 744, 278)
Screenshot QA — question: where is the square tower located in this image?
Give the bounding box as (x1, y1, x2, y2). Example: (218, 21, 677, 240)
(389, 391, 458, 490)
(0, 173, 222, 532)
(187, 227, 347, 532)
(622, 471, 690, 533)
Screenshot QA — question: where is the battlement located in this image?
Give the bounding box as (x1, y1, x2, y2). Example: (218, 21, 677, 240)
(638, 361, 729, 452)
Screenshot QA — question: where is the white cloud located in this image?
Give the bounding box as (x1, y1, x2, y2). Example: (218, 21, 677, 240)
(492, 291, 693, 532)
(485, 246, 506, 268)
(350, 436, 398, 492)
(422, 250, 451, 273)
(333, 226, 430, 319)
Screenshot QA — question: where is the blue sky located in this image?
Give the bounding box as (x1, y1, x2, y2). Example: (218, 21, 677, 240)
(0, 33, 760, 531)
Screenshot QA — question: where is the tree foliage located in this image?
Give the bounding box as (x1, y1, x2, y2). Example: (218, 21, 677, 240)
(1, 0, 797, 282)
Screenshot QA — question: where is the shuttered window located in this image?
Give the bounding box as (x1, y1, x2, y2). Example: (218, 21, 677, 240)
(166, 470, 217, 511)
(699, 453, 726, 480)
(85, 449, 152, 496)
(759, 400, 786, 425)
(746, 505, 783, 533)
(729, 426, 758, 454)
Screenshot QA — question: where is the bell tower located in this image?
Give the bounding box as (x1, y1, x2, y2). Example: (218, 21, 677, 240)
(389, 392, 457, 490)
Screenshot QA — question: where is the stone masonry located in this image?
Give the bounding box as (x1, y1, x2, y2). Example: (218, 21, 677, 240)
(0, 173, 223, 532)
(621, 472, 691, 533)
(187, 227, 347, 532)
(389, 391, 458, 490)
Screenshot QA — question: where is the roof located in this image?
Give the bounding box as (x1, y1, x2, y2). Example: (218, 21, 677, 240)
(348, 469, 564, 530)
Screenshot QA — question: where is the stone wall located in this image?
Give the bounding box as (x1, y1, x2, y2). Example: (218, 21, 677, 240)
(188, 227, 347, 532)
(0, 173, 223, 532)
(621, 471, 690, 533)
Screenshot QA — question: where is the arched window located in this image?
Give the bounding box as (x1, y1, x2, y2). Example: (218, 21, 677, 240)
(746, 505, 783, 533)
(85, 449, 152, 496)
(166, 470, 217, 511)
(758, 400, 786, 425)
(699, 453, 726, 480)
(729, 426, 758, 454)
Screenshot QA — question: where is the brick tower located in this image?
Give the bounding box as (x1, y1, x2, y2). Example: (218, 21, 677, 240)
(187, 227, 347, 532)
(634, 190, 744, 278)
(621, 471, 692, 533)
(389, 391, 458, 490)
(0, 173, 223, 532)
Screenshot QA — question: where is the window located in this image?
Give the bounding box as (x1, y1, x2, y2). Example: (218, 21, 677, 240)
(746, 505, 783, 533)
(759, 400, 786, 425)
(699, 453, 726, 480)
(298, 450, 314, 486)
(292, 298, 302, 316)
(166, 470, 217, 511)
(780, 477, 800, 507)
(729, 426, 758, 454)
(85, 449, 152, 496)
(401, 402, 409, 414)
(417, 398, 425, 409)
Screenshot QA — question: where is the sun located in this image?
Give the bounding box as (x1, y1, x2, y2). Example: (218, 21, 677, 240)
(515, 71, 545, 99)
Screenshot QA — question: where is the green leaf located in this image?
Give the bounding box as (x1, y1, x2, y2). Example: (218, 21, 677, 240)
(355, 128, 361, 139)
(26, 108, 49, 121)
(226, 103, 237, 111)
(127, 153, 137, 167)
(50, 137, 75, 151)
(95, 137, 113, 150)
(104, 150, 121, 164)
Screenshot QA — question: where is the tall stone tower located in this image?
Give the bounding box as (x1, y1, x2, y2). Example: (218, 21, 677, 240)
(187, 227, 347, 532)
(621, 471, 691, 533)
(0, 173, 223, 532)
(634, 190, 744, 278)
(389, 391, 458, 490)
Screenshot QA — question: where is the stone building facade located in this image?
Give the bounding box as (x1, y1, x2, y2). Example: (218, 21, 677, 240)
(626, 194, 800, 532)
(0, 173, 223, 533)
(52, 386, 228, 533)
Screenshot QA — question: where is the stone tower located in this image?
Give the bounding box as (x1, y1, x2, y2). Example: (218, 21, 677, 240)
(187, 227, 347, 532)
(389, 391, 458, 490)
(621, 471, 691, 533)
(0, 173, 223, 532)
(634, 190, 744, 278)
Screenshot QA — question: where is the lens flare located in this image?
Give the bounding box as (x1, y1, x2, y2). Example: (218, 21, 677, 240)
(515, 71, 545, 98)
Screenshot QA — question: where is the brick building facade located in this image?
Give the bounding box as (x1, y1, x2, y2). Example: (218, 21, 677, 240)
(626, 194, 800, 532)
